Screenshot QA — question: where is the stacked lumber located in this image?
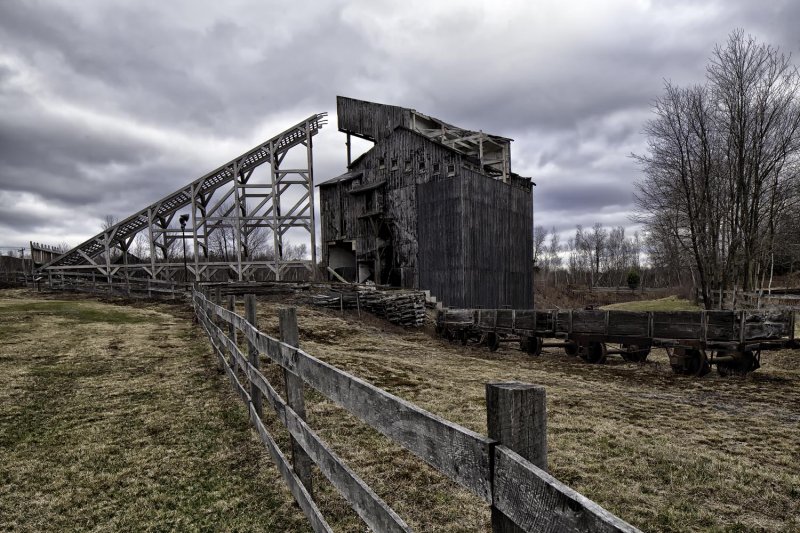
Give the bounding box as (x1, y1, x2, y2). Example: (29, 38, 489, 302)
(311, 285, 426, 327)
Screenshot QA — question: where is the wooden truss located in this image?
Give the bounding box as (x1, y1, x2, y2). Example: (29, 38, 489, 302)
(40, 113, 327, 284)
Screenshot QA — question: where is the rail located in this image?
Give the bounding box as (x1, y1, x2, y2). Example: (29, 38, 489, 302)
(37, 271, 186, 298)
(192, 288, 641, 532)
(697, 288, 800, 310)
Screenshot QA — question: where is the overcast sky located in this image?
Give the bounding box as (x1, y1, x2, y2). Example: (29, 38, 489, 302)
(1, 0, 799, 253)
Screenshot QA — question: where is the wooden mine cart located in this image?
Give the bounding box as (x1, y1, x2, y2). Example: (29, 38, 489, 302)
(436, 308, 798, 377)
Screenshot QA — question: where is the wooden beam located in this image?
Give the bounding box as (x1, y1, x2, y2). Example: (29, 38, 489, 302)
(279, 307, 314, 495)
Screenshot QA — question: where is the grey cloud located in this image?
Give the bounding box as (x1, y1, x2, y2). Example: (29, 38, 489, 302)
(1, 0, 799, 250)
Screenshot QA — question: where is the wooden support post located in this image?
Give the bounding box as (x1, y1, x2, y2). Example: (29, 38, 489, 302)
(227, 294, 238, 372)
(213, 286, 221, 306)
(486, 382, 548, 533)
(245, 294, 262, 417)
(279, 307, 314, 495)
(739, 311, 746, 344)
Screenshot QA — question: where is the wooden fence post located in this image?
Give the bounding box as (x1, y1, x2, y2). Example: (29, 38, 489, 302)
(245, 294, 262, 417)
(203, 292, 222, 373)
(279, 307, 314, 495)
(486, 382, 548, 533)
(227, 294, 238, 372)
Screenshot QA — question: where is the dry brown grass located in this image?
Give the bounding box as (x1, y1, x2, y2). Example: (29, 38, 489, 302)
(4, 289, 799, 532)
(0, 292, 310, 532)
(244, 295, 800, 533)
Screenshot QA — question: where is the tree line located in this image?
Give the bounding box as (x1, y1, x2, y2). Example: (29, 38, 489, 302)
(534, 223, 643, 288)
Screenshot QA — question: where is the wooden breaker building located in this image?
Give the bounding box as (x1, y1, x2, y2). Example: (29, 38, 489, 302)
(319, 96, 534, 309)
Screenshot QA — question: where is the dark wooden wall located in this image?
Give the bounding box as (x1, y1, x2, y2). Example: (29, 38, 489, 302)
(417, 179, 465, 305)
(320, 122, 533, 309)
(337, 96, 411, 142)
(460, 171, 533, 309)
(321, 128, 465, 285)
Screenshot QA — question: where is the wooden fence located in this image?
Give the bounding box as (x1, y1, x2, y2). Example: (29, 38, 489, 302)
(0, 271, 28, 286)
(39, 271, 185, 298)
(698, 288, 800, 310)
(193, 289, 641, 532)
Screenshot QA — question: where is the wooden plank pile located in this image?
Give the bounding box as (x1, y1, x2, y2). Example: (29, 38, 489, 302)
(311, 285, 427, 327)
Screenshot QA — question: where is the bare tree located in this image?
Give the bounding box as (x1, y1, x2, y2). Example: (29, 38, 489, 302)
(101, 215, 118, 231)
(533, 225, 547, 268)
(206, 201, 271, 261)
(634, 30, 800, 307)
(283, 242, 309, 260)
(587, 223, 607, 286)
(546, 227, 562, 286)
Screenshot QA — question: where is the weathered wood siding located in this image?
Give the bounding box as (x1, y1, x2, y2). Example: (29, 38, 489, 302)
(461, 170, 533, 309)
(417, 178, 465, 306)
(328, 128, 465, 288)
(321, 109, 534, 308)
(319, 185, 340, 265)
(337, 96, 411, 142)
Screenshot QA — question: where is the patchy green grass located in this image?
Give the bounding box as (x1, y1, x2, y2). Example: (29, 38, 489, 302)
(0, 294, 310, 532)
(0, 299, 156, 325)
(601, 295, 702, 312)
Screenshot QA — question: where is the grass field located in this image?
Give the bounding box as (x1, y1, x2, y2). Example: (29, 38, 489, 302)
(0, 292, 310, 532)
(2, 290, 799, 532)
(601, 295, 702, 311)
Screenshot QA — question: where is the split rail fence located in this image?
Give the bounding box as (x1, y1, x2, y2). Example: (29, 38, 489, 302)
(192, 289, 640, 532)
(702, 288, 800, 310)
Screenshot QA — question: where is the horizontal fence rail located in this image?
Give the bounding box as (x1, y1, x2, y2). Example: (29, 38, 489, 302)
(192, 289, 641, 532)
(697, 288, 800, 310)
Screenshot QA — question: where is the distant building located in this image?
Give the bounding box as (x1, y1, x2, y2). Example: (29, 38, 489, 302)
(318, 96, 534, 309)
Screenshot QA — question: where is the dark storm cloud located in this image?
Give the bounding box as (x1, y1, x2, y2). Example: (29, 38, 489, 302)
(1, 0, 799, 250)
(0, 1, 381, 131)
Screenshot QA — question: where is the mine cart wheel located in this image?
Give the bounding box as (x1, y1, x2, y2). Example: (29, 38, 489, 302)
(564, 341, 579, 356)
(520, 336, 544, 356)
(580, 341, 607, 364)
(716, 349, 761, 376)
(520, 336, 530, 352)
(669, 347, 710, 377)
(486, 332, 500, 352)
(459, 330, 469, 346)
(621, 344, 651, 363)
(446, 328, 459, 343)
(532, 336, 544, 356)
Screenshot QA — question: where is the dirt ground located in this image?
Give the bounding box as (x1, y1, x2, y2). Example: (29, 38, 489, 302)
(2, 289, 799, 532)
